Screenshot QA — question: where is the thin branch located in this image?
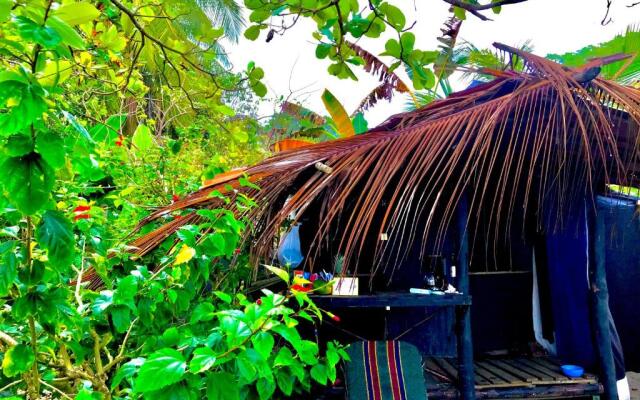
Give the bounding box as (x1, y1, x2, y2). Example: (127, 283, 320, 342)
(442, 0, 528, 20)
(602, 0, 613, 25)
(39, 379, 73, 400)
(0, 330, 17, 346)
(0, 379, 23, 393)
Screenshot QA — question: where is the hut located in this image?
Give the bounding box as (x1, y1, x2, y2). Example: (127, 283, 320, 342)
(103, 43, 640, 399)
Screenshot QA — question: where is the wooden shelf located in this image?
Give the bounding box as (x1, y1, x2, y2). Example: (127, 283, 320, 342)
(308, 291, 471, 308)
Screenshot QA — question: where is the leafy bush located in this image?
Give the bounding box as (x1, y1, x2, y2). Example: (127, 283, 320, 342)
(0, 1, 344, 399)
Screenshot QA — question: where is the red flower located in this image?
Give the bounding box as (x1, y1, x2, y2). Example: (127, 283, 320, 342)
(115, 139, 123, 147)
(234, 248, 241, 255)
(291, 284, 311, 293)
(256, 299, 262, 306)
(172, 194, 180, 202)
(74, 214, 90, 221)
(73, 205, 91, 213)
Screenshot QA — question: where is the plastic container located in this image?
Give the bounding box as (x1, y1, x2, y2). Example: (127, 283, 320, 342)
(561, 364, 584, 378)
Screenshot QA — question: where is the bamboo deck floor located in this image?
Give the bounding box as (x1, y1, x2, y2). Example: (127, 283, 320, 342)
(424, 356, 603, 399)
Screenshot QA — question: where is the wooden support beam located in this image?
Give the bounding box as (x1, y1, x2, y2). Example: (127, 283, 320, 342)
(589, 209, 619, 400)
(456, 197, 476, 400)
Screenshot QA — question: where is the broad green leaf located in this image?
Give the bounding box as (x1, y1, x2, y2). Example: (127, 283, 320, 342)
(53, 1, 100, 26)
(352, 112, 368, 134)
(162, 327, 180, 347)
(112, 357, 145, 389)
(189, 347, 217, 373)
(206, 372, 239, 400)
(220, 315, 251, 346)
(110, 306, 131, 333)
(89, 114, 125, 143)
(213, 291, 231, 304)
(251, 331, 274, 359)
(310, 363, 328, 384)
(0, 250, 17, 296)
(134, 348, 186, 392)
(36, 131, 66, 168)
(276, 370, 295, 396)
(380, 3, 405, 30)
(132, 124, 155, 152)
(2, 344, 35, 377)
(0, 0, 12, 23)
(263, 264, 289, 284)
(4, 133, 34, 156)
(190, 302, 215, 323)
(453, 6, 467, 20)
(16, 16, 61, 48)
(99, 25, 126, 52)
(236, 353, 257, 381)
(321, 89, 355, 137)
(244, 25, 261, 40)
(46, 16, 85, 49)
(256, 377, 276, 400)
(315, 43, 331, 59)
(36, 210, 74, 270)
(0, 153, 54, 215)
(37, 59, 73, 87)
(273, 347, 294, 367)
(252, 81, 267, 97)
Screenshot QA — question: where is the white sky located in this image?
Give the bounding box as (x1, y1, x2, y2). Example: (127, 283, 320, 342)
(226, 0, 640, 127)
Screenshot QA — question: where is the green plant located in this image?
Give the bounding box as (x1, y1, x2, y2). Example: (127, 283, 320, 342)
(0, 1, 347, 399)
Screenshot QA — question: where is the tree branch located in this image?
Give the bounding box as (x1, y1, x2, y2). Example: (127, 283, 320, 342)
(442, 0, 528, 20)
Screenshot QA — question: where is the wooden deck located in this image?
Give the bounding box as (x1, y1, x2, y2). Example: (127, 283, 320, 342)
(424, 356, 603, 399)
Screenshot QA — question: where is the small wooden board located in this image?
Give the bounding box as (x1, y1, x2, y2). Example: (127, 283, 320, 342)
(424, 356, 600, 397)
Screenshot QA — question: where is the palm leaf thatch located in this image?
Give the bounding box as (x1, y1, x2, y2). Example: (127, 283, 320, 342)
(83, 43, 640, 289)
(348, 41, 413, 114)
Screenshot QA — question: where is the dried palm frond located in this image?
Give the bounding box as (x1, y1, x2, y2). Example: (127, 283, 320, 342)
(348, 41, 413, 114)
(348, 41, 411, 93)
(84, 43, 640, 289)
(280, 101, 326, 126)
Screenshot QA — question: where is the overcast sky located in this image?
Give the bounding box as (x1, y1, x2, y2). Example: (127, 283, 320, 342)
(226, 0, 640, 127)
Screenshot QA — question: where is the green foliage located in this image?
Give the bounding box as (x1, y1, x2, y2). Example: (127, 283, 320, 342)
(0, 1, 342, 399)
(2, 344, 35, 377)
(547, 27, 640, 84)
(242, 0, 444, 90)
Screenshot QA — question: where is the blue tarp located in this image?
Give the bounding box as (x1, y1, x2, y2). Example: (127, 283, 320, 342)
(545, 196, 627, 378)
(598, 195, 640, 370)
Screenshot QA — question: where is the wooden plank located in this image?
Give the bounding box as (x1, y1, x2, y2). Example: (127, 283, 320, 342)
(474, 383, 602, 398)
(531, 357, 563, 373)
(434, 357, 459, 381)
(531, 358, 598, 384)
(424, 367, 445, 388)
(425, 358, 453, 383)
(474, 362, 509, 385)
(485, 359, 541, 383)
(470, 365, 492, 386)
(476, 360, 528, 386)
(515, 358, 595, 385)
(499, 359, 554, 383)
(516, 358, 567, 381)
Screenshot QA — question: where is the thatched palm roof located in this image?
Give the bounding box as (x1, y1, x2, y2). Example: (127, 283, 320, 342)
(86, 43, 640, 288)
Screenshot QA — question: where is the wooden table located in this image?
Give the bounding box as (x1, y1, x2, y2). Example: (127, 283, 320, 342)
(309, 292, 471, 308)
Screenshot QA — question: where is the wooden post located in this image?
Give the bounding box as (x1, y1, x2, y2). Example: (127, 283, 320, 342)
(590, 208, 619, 400)
(456, 197, 476, 400)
